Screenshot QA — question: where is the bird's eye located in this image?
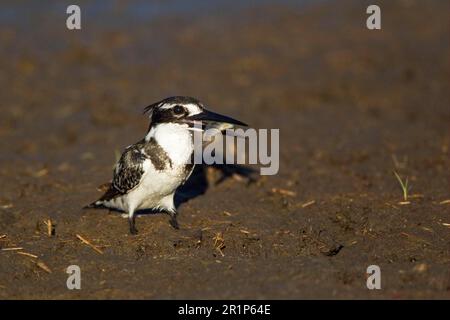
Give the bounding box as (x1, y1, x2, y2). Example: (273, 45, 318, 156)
(173, 105, 184, 115)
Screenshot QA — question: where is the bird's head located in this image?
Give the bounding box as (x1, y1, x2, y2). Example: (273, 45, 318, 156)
(144, 96, 247, 131)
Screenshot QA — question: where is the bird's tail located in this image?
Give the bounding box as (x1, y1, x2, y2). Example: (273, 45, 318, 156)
(83, 182, 115, 210)
(83, 201, 104, 210)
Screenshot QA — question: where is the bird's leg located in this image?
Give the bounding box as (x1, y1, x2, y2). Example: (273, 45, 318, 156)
(128, 211, 138, 235)
(167, 210, 179, 230)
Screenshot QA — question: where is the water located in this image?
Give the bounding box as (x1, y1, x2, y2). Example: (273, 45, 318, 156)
(0, 0, 319, 26)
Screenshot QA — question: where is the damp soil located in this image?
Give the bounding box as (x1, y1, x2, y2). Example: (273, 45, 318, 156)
(0, 0, 449, 299)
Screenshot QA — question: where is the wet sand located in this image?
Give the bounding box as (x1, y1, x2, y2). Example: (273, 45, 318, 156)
(0, 0, 449, 299)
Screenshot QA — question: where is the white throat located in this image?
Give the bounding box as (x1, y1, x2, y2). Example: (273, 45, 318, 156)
(145, 123, 193, 166)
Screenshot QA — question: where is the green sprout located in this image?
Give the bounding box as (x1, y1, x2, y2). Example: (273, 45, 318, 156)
(393, 171, 410, 202)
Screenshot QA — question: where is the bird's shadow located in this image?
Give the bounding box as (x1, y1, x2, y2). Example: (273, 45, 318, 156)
(135, 163, 258, 217)
(175, 163, 257, 207)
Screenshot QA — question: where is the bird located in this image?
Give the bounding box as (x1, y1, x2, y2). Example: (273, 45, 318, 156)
(85, 96, 247, 235)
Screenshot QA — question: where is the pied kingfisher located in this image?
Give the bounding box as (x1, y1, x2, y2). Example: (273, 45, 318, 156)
(85, 96, 247, 234)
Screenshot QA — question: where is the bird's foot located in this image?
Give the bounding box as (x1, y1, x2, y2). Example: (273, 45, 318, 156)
(129, 225, 139, 235)
(129, 214, 138, 235)
(169, 217, 179, 230)
(166, 211, 179, 230)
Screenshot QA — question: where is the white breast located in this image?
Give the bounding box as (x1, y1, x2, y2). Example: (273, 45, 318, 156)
(124, 123, 195, 211)
(148, 123, 194, 166)
(128, 158, 190, 212)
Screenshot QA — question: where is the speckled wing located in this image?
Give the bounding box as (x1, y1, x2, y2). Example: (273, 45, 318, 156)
(111, 145, 147, 194)
(85, 144, 148, 208)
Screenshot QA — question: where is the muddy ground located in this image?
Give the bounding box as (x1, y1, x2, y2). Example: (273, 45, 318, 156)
(0, 0, 449, 299)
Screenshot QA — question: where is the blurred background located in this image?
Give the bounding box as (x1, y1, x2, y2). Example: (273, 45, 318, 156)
(0, 0, 449, 299)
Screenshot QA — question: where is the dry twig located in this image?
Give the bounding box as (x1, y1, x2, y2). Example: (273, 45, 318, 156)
(76, 234, 103, 254)
(271, 188, 296, 197)
(301, 200, 316, 208)
(1, 247, 23, 251)
(17, 252, 38, 259)
(36, 261, 52, 273)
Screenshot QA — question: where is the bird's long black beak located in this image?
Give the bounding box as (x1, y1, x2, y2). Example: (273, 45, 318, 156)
(186, 109, 247, 127)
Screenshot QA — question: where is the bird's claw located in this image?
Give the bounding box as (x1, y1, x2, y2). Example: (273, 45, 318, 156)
(170, 217, 180, 230)
(129, 226, 139, 235)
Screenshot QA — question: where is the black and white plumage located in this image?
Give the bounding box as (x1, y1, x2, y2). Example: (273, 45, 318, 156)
(86, 96, 247, 234)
